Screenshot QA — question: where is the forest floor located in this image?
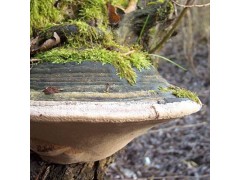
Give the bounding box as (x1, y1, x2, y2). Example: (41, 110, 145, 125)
(106, 38, 210, 180)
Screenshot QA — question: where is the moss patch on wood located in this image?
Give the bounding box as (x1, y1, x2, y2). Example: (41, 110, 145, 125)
(34, 16, 152, 85)
(67, 21, 105, 46)
(31, 0, 174, 85)
(159, 86, 201, 104)
(36, 46, 151, 85)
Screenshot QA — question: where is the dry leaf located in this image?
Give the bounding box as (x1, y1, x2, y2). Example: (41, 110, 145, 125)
(42, 86, 61, 95)
(107, 3, 124, 26)
(30, 32, 61, 55)
(39, 32, 61, 51)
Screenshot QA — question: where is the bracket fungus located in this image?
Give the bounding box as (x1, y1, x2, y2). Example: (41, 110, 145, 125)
(30, 61, 201, 164)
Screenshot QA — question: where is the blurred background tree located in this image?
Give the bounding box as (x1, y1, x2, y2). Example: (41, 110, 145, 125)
(160, 0, 210, 73)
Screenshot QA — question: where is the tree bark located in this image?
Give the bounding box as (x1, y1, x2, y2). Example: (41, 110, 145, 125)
(30, 151, 115, 180)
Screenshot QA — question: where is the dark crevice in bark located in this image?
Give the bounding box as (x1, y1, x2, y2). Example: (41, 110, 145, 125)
(93, 161, 100, 180)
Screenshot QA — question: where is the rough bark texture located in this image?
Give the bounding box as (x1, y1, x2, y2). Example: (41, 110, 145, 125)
(30, 151, 115, 180)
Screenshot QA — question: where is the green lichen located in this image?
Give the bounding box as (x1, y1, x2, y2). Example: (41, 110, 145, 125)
(30, 0, 62, 35)
(159, 86, 201, 104)
(36, 47, 151, 85)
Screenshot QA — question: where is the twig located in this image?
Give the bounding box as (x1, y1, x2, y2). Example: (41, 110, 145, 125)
(148, 122, 207, 134)
(123, 50, 135, 56)
(171, 0, 210, 8)
(149, 0, 195, 53)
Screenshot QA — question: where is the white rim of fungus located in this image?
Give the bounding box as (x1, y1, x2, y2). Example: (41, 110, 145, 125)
(31, 100, 202, 123)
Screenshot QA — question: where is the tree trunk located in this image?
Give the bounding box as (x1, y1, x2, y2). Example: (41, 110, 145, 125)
(30, 151, 114, 180)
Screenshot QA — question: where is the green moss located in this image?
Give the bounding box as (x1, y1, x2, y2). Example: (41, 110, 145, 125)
(128, 51, 152, 70)
(148, 0, 166, 5)
(37, 20, 106, 48)
(30, 0, 62, 35)
(157, 2, 174, 21)
(159, 86, 201, 104)
(147, 0, 174, 20)
(67, 20, 104, 47)
(78, 0, 108, 26)
(65, 20, 132, 51)
(111, 0, 129, 7)
(36, 47, 151, 85)
(31, 0, 171, 85)
(148, 90, 157, 95)
(30, 0, 109, 35)
(33, 14, 152, 85)
(158, 0, 165, 3)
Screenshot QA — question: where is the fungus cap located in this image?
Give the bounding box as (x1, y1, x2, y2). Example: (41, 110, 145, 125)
(30, 62, 201, 164)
